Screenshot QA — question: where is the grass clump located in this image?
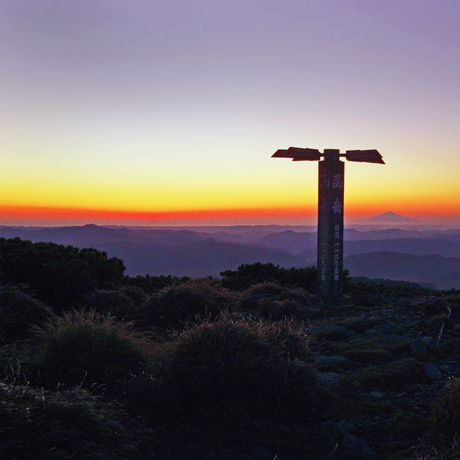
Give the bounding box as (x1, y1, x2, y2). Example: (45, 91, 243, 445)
(83, 289, 136, 318)
(135, 316, 328, 426)
(0, 381, 150, 459)
(431, 378, 460, 439)
(137, 279, 235, 327)
(0, 284, 53, 344)
(30, 310, 148, 389)
(354, 357, 423, 390)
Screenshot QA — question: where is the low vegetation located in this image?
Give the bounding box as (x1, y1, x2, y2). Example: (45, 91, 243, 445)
(1, 238, 460, 459)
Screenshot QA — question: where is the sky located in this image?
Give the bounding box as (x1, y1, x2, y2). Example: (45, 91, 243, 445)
(1, 0, 459, 226)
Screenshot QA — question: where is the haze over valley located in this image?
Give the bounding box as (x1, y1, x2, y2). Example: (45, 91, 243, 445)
(2, 213, 460, 290)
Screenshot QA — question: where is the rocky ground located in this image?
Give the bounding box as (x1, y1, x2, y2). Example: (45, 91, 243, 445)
(302, 291, 460, 459)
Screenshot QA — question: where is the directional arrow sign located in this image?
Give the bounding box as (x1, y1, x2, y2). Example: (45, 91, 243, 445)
(272, 147, 321, 161)
(346, 150, 385, 164)
(272, 146, 384, 304)
(289, 147, 321, 161)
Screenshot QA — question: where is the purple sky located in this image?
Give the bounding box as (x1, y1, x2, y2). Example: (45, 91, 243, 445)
(1, 1, 460, 225)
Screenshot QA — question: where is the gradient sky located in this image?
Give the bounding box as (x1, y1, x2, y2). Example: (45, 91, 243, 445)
(1, 0, 459, 226)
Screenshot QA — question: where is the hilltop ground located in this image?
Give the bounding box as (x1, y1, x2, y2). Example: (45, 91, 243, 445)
(2, 281, 460, 459)
(1, 239, 460, 459)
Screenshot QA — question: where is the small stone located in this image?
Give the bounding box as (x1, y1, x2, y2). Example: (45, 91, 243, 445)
(380, 334, 408, 345)
(337, 420, 360, 435)
(423, 363, 442, 380)
(408, 298, 428, 307)
(393, 299, 407, 308)
(410, 339, 427, 357)
(315, 355, 348, 366)
(341, 433, 378, 459)
(248, 446, 275, 460)
(368, 322, 395, 335)
(319, 372, 342, 385)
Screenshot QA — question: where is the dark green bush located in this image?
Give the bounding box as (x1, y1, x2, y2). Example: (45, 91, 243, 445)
(354, 357, 423, 390)
(0, 238, 125, 312)
(84, 289, 136, 318)
(220, 262, 317, 292)
(136, 280, 235, 327)
(30, 310, 148, 389)
(251, 317, 312, 361)
(0, 382, 150, 459)
(123, 273, 191, 293)
(238, 285, 309, 318)
(0, 284, 53, 344)
(137, 316, 327, 425)
(243, 282, 284, 297)
(431, 377, 460, 438)
(120, 284, 147, 306)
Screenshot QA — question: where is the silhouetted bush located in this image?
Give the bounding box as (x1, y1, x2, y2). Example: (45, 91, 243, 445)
(83, 289, 136, 318)
(123, 273, 191, 294)
(30, 310, 148, 389)
(0, 238, 125, 312)
(431, 377, 460, 438)
(120, 285, 147, 306)
(136, 280, 235, 327)
(0, 382, 150, 459)
(134, 315, 327, 425)
(237, 284, 310, 318)
(251, 317, 312, 361)
(220, 262, 318, 292)
(0, 284, 53, 344)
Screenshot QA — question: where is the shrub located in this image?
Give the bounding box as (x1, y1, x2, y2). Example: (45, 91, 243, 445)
(136, 280, 235, 327)
(431, 378, 460, 438)
(30, 310, 148, 389)
(120, 284, 147, 306)
(354, 357, 423, 390)
(0, 238, 125, 311)
(0, 284, 53, 344)
(251, 317, 312, 361)
(243, 282, 284, 297)
(262, 298, 307, 319)
(0, 382, 150, 459)
(123, 273, 191, 294)
(238, 285, 309, 318)
(141, 317, 327, 424)
(83, 289, 136, 318)
(220, 262, 317, 292)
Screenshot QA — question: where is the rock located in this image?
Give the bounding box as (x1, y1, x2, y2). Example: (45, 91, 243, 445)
(368, 322, 395, 335)
(408, 298, 429, 308)
(423, 363, 442, 380)
(341, 433, 378, 459)
(248, 445, 275, 460)
(380, 334, 408, 345)
(337, 420, 360, 436)
(319, 372, 342, 385)
(410, 339, 427, 357)
(315, 355, 348, 366)
(370, 391, 384, 399)
(393, 298, 407, 308)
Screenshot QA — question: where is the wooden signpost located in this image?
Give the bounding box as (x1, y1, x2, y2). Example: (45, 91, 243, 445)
(272, 147, 384, 304)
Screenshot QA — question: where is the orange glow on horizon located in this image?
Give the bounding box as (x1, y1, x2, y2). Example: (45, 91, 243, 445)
(1, 203, 459, 226)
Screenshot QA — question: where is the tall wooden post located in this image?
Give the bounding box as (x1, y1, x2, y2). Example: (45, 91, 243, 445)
(317, 150, 344, 303)
(271, 146, 383, 305)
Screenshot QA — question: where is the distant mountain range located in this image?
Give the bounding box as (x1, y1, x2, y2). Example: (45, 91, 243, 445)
(344, 252, 460, 291)
(1, 223, 460, 289)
